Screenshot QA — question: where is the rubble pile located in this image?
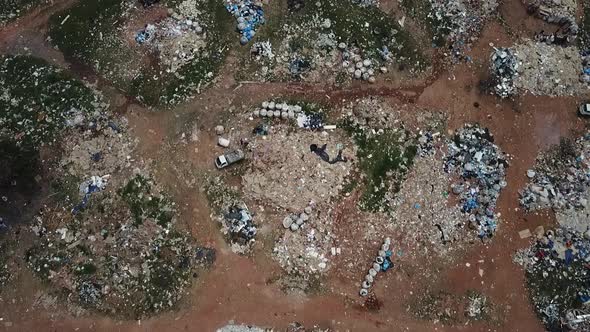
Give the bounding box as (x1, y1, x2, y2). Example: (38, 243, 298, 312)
(525, 0, 578, 44)
(273, 207, 333, 278)
(282, 201, 316, 232)
(516, 226, 590, 330)
(242, 128, 354, 211)
(444, 124, 508, 239)
(359, 237, 393, 297)
(135, 1, 209, 73)
(221, 204, 257, 253)
(225, 0, 265, 45)
(389, 155, 467, 254)
(427, 0, 499, 60)
(519, 134, 590, 211)
(513, 40, 586, 96)
(490, 48, 519, 98)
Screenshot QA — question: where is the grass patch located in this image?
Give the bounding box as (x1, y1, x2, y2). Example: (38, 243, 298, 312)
(119, 174, 175, 226)
(49, 0, 233, 106)
(0, 55, 102, 147)
(342, 120, 417, 212)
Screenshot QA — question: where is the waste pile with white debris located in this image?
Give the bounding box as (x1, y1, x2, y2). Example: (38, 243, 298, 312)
(444, 124, 508, 239)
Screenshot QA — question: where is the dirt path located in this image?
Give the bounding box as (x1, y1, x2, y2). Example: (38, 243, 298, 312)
(1, 0, 589, 331)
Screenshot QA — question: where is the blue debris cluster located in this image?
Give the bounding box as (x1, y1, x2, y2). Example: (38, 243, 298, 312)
(135, 24, 156, 44)
(72, 175, 109, 214)
(225, 0, 265, 45)
(444, 124, 508, 239)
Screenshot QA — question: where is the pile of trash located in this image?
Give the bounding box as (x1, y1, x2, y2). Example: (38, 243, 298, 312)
(359, 237, 394, 297)
(427, 0, 499, 61)
(490, 48, 519, 98)
(273, 211, 333, 279)
(519, 134, 590, 211)
(444, 124, 508, 239)
(221, 204, 257, 251)
(513, 40, 587, 96)
(389, 154, 467, 255)
(282, 201, 316, 232)
(525, 0, 578, 44)
(135, 5, 209, 73)
(225, 0, 265, 45)
(515, 225, 590, 330)
(250, 41, 274, 61)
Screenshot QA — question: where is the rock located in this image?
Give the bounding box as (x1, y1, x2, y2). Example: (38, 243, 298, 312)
(215, 125, 225, 135)
(218, 137, 230, 147)
(282, 216, 293, 228)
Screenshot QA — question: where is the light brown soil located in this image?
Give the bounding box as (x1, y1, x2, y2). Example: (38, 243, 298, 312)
(1, 0, 589, 331)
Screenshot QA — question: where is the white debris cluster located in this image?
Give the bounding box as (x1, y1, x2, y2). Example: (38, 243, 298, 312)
(252, 101, 303, 119)
(282, 201, 316, 232)
(339, 43, 386, 83)
(359, 237, 391, 297)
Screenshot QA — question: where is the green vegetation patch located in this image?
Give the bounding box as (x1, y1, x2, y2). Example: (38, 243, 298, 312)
(49, 0, 232, 106)
(0, 55, 103, 147)
(120, 174, 175, 226)
(342, 120, 417, 212)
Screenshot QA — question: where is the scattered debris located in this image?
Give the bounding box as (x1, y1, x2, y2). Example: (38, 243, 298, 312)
(490, 48, 519, 98)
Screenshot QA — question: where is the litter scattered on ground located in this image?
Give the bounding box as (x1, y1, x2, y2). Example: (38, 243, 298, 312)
(444, 124, 508, 239)
(519, 133, 590, 211)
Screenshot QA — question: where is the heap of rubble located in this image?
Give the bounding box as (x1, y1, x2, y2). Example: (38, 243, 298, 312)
(135, 0, 210, 73)
(520, 133, 590, 211)
(490, 48, 519, 98)
(525, 0, 578, 44)
(444, 124, 508, 239)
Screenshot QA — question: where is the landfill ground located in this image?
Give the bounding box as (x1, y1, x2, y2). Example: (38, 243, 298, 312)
(1, 0, 590, 331)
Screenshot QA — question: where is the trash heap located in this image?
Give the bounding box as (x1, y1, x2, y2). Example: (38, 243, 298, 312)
(490, 48, 519, 98)
(525, 0, 579, 44)
(513, 40, 586, 96)
(222, 204, 257, 249)
(444, 124, 508, 239)
(580, 53, 590, 84)
(359, 237, 394, 297)
(135, 12, 208, 73)
(250, 41, 274, 61)
(225, 0, 265, 45)
(282, 201, 316, 232)
(515, 226, 590, 331)
(427, 0, 499, 61)
(519, 134, 590, 211)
